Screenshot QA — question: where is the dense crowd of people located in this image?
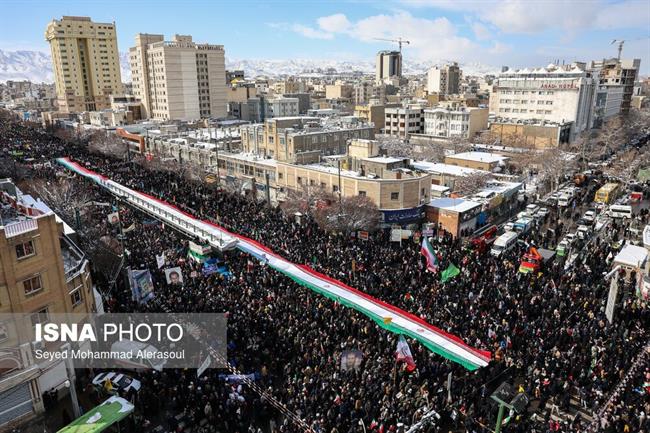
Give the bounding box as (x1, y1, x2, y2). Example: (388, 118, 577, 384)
(1, 112, 648, 433)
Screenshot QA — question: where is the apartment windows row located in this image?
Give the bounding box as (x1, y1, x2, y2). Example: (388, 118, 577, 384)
(499, 99, 554, 105)
(500, 90, 555, 96)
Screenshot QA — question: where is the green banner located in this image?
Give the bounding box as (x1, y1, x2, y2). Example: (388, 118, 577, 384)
(57, 396, 134, 433)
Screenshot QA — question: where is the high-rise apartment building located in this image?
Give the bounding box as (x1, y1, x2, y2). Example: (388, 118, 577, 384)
(427, 63, 461, 95)
(129, 34, 226, 121)
(45, 16, 123, 113)
(376, 51, 402, 85)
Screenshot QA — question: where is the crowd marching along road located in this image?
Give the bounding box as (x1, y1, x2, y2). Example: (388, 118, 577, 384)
(1, 112, 649, 433)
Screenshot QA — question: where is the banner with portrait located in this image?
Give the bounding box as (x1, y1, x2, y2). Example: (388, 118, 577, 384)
(129, 269, 154, 304)
(164, 267, 184, 285)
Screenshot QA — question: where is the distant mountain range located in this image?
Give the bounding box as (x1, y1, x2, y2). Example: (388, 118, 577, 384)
(0, 48, 499, 83)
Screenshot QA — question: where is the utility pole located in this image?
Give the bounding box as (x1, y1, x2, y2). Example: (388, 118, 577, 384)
(337, 159, 342, 206)
(265, 172, 271, 206)
(61, 343, 81, 418)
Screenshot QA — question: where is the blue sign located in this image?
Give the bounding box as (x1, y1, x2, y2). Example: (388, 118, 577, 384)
(381, 205, 425, 224)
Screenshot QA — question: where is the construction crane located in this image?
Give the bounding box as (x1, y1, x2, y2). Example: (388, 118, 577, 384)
(611, 37, 649, 60)
(373, 37, 410, 52)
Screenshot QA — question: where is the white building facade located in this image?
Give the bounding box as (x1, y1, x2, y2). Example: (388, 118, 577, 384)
(423, 106, 488, 139)
(489, 63, 597, 141)
(384, 106, 424, 139)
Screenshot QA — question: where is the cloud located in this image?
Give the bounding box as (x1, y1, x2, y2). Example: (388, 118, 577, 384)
(290, 24, 334, 40)
(281, 11, 503, 63)
(402, 0, 650, 34)
(471, 22, 492, 40)
(317, 13, 351, 33)
(488, 41, 511, 54)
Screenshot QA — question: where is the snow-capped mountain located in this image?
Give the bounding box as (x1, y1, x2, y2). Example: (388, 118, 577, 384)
(0, 49, 131, 83)
(225, 58, 499, 77)
(0, 48, 498, 83)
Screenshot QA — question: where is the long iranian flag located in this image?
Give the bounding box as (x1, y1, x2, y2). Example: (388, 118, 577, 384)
(56, 157, 491, 370)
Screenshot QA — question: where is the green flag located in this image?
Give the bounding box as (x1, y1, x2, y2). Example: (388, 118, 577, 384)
(441, 263, 460, 283)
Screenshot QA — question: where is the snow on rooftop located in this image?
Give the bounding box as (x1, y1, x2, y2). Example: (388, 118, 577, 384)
(614, 245, 648, 268)
(447, 152, 509, 164)
(429, 197, 482, 213)
(412, 161, 486, 177)
(361, 156, 405, 164)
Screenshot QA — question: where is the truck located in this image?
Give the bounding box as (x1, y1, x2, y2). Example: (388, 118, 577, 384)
(513, 217, 534, 234)
(470, 224, 498, 254)
(519, 247, 556, 274)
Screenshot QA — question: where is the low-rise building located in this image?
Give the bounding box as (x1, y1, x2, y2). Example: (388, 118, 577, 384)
(276, 139, 431, 223)
(0, 179, 95, 427)
(384, 106, 424, 139)
(422, 105, 488, 139)
(240, 116, 374, 162)
(444, 151, 509, 171)
(488, 120, 573, 149)
(426, 197, 482, 237)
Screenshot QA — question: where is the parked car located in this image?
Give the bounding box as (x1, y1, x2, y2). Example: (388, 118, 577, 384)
(556, 240, 569, 257)
(536, 207, 550, 218)
(564, 233, 577, 245)
(577, 225, 592, 240)
(583, 210, 596, 223)
(92, 372, 142, 395)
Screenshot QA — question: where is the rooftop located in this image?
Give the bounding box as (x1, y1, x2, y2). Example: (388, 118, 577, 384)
(446, 152, 509, 164)
(614, 245, 648, 268)
(412, 161, 486, 177)
(360, 156, 405, 164)
(429, 197, 482, 213)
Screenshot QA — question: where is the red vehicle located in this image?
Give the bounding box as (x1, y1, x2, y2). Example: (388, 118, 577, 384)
(519, 247, 555, 274)
(470, 224, 498, 253)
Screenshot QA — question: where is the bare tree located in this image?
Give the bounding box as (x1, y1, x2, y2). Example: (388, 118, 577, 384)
(313, 195, 381, 232)
(376, 134, 414, 158)
(452, 171, 493, 197)
(87, 130, 128, 159)
(280, 184, 334, 216)
(28, 178, 93, 221)
(535, 149, 576, 192)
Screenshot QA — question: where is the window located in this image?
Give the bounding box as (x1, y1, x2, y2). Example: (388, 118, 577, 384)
(15, 240, 35, 259)
(333, 185, 339, 192)
(297, 176, 302, 184)
(278, 172, 283, 179)
(391, 192, 399, 200)
(30, 307, 49, 328)
(70, 287, 83, 306)
(358, 191, 366, 197)
(23, 275, 43, 296)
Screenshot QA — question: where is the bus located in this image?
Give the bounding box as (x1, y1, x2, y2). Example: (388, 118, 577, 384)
(594, 183, 620, 204)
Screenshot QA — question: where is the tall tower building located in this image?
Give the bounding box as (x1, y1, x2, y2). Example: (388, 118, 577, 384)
(427, 63, 461, 95)
(45, 16, 123, 113)
(375, 51, 402, 85)
(129, 34, 226, 121)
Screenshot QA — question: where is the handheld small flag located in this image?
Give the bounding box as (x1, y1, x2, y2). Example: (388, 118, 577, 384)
(395, 335, 416, 372)
(420, 237, 439, 272)
(441, 263, 460, 283)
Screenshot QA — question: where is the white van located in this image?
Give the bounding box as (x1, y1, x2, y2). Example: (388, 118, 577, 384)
(608, 204, 632, 219)
(490, 231, 519, 257)
(557, 194, 572, 207)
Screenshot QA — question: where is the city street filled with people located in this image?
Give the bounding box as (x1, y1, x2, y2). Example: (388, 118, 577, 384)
(1, 113, 649, 433)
